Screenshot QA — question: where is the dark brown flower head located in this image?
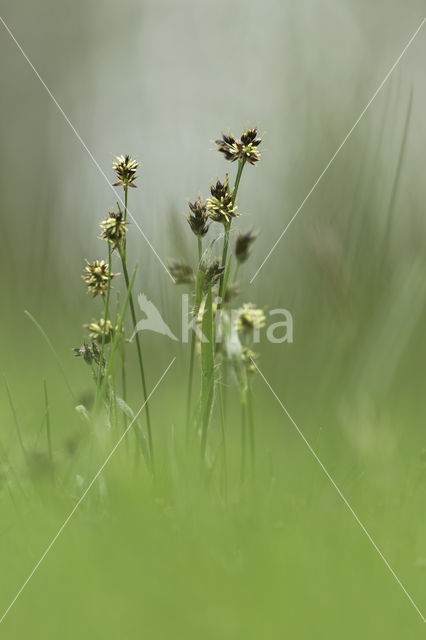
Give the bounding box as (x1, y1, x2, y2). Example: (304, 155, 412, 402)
(112, 154, 139, 188)
(83, 259, 116, 297)
(100, 207, 128, 251)
(206, 175, 238, 225)
(167, 258, 195, 285)
(215, 127, 262, 165)
(73, 342, 104, 366)
(235, 229, 258, 263)
(187, 198, 209, 237)
(201, 259, 225, 293)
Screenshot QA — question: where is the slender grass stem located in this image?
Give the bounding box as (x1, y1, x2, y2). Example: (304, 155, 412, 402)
(4, 377, 27, 461)
(216, 223, 230, 320)
(186, 236, 203, 439)
(100, 262, 138, 398)
(119, 250, 154, 472)
(233, 261, 240, 284)
(24, 311, 76, 402)
(43, 379, 54, 485)
(232, 159, 245, 205)
(217, 382, 228, 496)
(217, 159, 245, 316)
(247, 375, 255, 475)
(240, 397, 247, 485)
(95, 243, 112, 408)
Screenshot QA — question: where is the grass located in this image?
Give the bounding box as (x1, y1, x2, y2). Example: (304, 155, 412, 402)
(1, 116, 426, 639)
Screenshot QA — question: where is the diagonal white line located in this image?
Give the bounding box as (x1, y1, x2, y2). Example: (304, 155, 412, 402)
(0, 15, 175, 282)
(252, 359, 426, 624)
(250, 17, 426, 283)
(0, 357, 176, 626)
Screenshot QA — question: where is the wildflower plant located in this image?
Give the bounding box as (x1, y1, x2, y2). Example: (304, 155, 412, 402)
(73, 127, 264, 481)
(168, 125, 265, 473)
(75, 154, 154, 473)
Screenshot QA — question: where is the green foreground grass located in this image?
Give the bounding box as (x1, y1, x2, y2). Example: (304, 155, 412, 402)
(0, 352, 425, 638)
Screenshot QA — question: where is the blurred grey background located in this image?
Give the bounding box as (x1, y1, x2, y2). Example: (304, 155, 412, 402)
(1, 0, 426, 428)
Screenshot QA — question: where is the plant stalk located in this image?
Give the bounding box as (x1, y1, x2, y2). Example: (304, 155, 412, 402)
(186, 236, 203, 439)
(119, 250, 154, 472)
(95, 242, 112, 408)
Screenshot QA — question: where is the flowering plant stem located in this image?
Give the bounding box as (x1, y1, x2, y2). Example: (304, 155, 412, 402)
(118, 247, 154, 473)
(116, 185, 154, 471)
(186, 236, 203, 439)
(100, 262, 138, 399)
(217, 158, 245, 317)
(95, 243, 112, 409)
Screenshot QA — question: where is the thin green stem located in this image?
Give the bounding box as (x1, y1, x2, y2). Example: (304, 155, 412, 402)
(217, 159, 246, 315)
(4, 377, 27, 461)
(43, 379, 54, 485)
(100, 262, 138, 399)
(217, 223, 230, 316)
(233, 261, 240, 284)
(119, 250, 154, 472)
(186, 237, 203, 439)
(240, 397, 247, 485)
(24, 311, 76, 402)
(232, 159, 245, 205)
(95, 243, 112, 407)
(217, 382, 228, 497)
(247, 375, 255, 476)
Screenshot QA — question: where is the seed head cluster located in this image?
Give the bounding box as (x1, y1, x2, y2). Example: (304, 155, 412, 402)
(187, 198, 210, 237)
(85, 318, 115, 344)
(206, 175, 238, 225)
(167, 259, 195, 285)
(216, 127, 262, 165)
(83, 259, 116, 297)
(73, 341, 104, 366)
(201, 259, 225, 293)
(235, 230, 258, 263)
(236, 303, 266, 332)
(100, 207, 128, 251)
(112, 154, 139, 189)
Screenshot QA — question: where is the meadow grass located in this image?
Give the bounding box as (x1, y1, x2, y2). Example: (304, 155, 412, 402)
(1, 116, 426, 638)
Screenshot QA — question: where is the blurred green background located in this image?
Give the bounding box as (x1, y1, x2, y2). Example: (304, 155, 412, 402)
(1, 1, 426, 637)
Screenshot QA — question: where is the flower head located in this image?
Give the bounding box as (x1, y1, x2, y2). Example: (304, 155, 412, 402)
(187, 198, 210, 237)
(84, 318, 116, 344)
(100, 207, 128, 251)
(236, 303, 265, 332)
(167, 258, 195, 285)
(241, 347, 259, 373)
(235, 229, 258, 263)
(206, 175, 238, 225)
(73, 342, 103, 366)
(201, 259, 225, 293)
(216, 127, 262, 165)
(83, 260, 116, 297)
(112, 154, 139, 188)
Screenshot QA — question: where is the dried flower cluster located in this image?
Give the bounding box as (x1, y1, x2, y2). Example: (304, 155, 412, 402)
(235, 230, 258, 263)
(236, 303, 266, 332)
(167, 259, 195, 285)
(206, 175, 238, 225)
(100, 207, 128, 251)
(83, 260, 116, 298)
(112, 154, 139, 189)
(216, 127, 262, 165)
(187, 198, 210, 237)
